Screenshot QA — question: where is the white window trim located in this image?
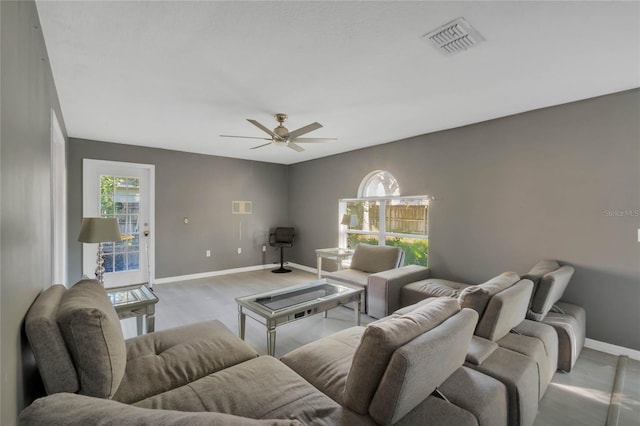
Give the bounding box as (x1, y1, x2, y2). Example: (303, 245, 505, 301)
(339, 195, 431, 248)
(51, 109, 67, 287)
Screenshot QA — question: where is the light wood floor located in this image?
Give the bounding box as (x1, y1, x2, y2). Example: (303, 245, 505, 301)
(120, 267, 639, 426)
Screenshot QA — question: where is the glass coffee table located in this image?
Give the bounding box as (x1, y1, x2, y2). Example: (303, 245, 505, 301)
(235, 279, 363, 356)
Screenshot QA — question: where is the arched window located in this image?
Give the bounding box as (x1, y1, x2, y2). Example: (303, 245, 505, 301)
(358, 170, 400, 198)
(338, 171, 430, 266)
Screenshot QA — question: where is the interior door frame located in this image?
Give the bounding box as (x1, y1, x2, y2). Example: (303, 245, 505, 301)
(82, 159, 155, 287)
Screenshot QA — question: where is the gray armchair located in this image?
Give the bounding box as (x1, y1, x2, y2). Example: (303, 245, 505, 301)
(323, 243, 404, 314)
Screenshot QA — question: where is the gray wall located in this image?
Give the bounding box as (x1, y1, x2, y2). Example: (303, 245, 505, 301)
(289, 89, 640, 351)
(0, 1, 67, 424)
(67, 139, 290, 282)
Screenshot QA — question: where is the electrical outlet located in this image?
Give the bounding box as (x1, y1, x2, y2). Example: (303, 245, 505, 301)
(262, 245, 266, 252)
(206, 250, 211, 257)
(237, 247, 242, 254)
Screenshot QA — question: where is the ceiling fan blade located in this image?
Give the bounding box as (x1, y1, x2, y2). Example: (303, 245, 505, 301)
(250, 142, 272, 150)
(293, 137, 338, 143)
(286, 122, 322, 139)
(287, 142, 305, 152)
(220, 135, 271, 140)
(247, 119, 278, 138)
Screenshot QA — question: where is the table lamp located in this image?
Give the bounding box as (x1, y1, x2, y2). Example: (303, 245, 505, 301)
(341, 214, 358, 227)
(78, 217, 122, 286)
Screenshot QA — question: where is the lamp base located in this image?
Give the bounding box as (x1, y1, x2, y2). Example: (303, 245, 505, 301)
(95, 243, 106, 286)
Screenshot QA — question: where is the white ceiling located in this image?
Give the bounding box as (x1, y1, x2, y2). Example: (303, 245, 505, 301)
(36, 1, 640, 165)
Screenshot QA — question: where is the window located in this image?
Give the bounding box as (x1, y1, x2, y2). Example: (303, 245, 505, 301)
(100, 175, 141, 273)
(339, 171, 430, 266)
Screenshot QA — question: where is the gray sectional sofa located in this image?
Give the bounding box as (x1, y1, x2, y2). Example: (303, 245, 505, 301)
(367, 260, 586, 426)
(20, 279, 507, 425)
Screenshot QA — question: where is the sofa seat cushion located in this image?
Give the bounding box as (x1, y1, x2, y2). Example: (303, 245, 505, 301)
(406, 278, 467, 297)
(497, 332, 554, 399)
(438, 366, 508, 426)
(19, 393, 304, 426)
(25, 284, 79, 395)
(56, 279, 126, 399)
(133, 356, 365, 425)
(280, 326, 364, 405)
(465, 346, 539, 426)
(400, 279, 461, 307)
(113, 320, 258, 404)
(394, 394, 479, 426)
(324, 269, 369, 288)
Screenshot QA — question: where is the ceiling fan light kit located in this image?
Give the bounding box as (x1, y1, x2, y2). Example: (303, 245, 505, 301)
(221, 113, 337, 152)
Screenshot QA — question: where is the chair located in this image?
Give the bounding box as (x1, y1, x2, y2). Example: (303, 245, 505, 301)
(323, 243, 404, 313)
(269, 227, 295, 273)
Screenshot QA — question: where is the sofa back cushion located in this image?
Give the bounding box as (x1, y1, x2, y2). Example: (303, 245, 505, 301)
(475, 279, 533, 341)
(528, 265, 574, 321)
(369, 308, 478, 425)
(458, 271, 520, 316)
(523, 260, 560, 287)
(349, 243, 404, 273)
(343, 297, 459, 414)
(25, 285, 80, 394)
(56, 279, 126, 398)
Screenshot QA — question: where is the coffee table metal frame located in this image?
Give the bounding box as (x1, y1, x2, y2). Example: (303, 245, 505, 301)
(235, 279, 363, 356)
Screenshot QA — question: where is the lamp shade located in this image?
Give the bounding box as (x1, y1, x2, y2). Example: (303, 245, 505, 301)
(77, 217, 122, 243)
(341, 214, 358, 227)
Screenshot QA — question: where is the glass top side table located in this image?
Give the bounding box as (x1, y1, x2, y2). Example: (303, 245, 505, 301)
(106, 283, 159, 335)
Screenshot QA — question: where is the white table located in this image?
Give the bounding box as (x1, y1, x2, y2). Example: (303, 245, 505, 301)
(315, 248, 354, 279)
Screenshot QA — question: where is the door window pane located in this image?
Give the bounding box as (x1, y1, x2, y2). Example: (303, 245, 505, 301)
(100, 175, 141, 273)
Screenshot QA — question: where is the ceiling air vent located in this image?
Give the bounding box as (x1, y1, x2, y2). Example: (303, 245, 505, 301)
(424, 17, 484, 56)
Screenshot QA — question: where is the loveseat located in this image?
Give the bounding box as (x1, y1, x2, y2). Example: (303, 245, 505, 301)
(20, 278, 506, 425)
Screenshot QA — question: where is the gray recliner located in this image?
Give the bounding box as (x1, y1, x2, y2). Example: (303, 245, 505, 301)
(323, 243, 404, 314)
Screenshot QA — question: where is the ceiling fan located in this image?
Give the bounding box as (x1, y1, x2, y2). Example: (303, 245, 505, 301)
(220, 113, 337, 152)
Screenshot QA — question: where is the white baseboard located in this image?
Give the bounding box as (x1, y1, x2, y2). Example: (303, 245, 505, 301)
(288, 262, 317, 275)
(153, 264, 274, 285)
(153, 263, 319, 285)
(585, 338, 640, 361)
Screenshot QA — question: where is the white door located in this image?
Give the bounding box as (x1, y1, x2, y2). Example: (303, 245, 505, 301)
(83, 159, 155, 288)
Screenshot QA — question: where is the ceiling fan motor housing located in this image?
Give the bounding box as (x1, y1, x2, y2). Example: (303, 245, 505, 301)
(274, 126, 289, 139)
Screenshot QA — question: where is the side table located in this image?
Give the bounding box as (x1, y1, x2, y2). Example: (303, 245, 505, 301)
(315, 248, 354, 279)
(106, 283, 159, 335)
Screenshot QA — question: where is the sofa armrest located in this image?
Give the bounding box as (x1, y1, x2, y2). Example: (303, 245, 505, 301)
(19, 393, 302, 426)
(367, 265, 432, 319)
